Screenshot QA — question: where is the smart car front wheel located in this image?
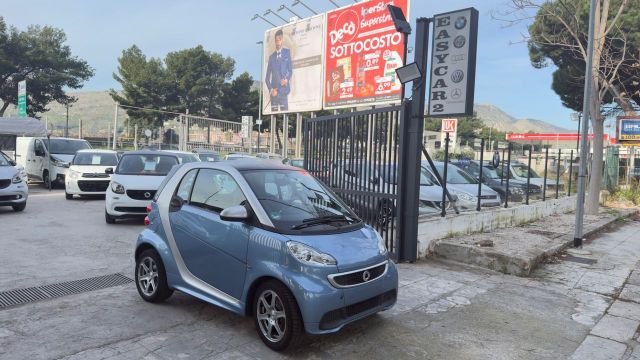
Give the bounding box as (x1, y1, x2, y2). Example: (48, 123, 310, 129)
(135, 249, 173, 303)
(254, 280, 303, 351)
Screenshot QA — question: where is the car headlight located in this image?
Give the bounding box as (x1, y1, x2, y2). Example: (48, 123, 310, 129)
(376, 232, 388, 255)
(111, 181, 125, 194)
(456, 192, 474, 202)
(12, 174, 22, 184)
(51, 158, 69, 168)
(67, 170, 80, 179)
(286, 241, 337, 266)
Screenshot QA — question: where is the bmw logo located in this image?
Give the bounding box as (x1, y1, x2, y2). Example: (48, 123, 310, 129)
(144, 192, 151, 199)
(455, 16, 467, 30)
(454, 35, 466, 48)
(451, 70, 465, 83)
(362, 270, 371, 282)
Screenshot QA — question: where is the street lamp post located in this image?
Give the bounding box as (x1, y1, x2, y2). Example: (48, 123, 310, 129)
(257, 40, 264, 153)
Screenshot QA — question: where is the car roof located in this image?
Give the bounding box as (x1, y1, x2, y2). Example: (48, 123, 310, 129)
(162, 150, 195, 155)
(76, 149, 117, 154)
(196, 158, 295, 171)
(191, 148, 218, 153)
(121, 150, 178, 157)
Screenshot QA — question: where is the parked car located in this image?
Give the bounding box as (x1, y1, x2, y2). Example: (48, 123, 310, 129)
(422, 161, 501, 210)
(16, 137, 91, 188)
(0, 153, 28, 212)
(498, 161, 565, 193)
(285, 158, 304, 168)
(225, 152, 254, 161)
(162, 150, 200, 164)
(191, 148, 223, 162)
(1, 150, 26, 180)
(333, 161, 450, 225)
(452, 160, 542, 202)
(64, 149, 119, 200)
(135, 159, 397, 350)
(256, 152, 284, 161)
(105, 151, 179, 223)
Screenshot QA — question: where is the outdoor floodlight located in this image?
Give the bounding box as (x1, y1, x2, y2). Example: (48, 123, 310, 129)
(395, 62, 422, 84)
(387, 4, 411, 34)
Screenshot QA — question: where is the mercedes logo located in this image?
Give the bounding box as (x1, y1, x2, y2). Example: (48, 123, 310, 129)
(451, 88, 462, 99)
(144, 192, 151, 199)
(362, 270, 371, 282)
(451, 70, 465, 83)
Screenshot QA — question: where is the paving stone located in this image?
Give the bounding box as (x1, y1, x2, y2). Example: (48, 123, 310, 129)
(629, 271, 640, 286)
(621, 284, 640, 304)
(570, 335, 627, 360)
(590, 315, 640, 343)
(608, 301, 640, 322)
(575, 271, 625, 297)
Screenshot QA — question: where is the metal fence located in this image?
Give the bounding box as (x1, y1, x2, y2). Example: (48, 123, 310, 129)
(304, 106, 402, 256)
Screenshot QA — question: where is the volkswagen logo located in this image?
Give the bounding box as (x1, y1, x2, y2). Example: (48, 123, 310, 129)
(144, 192, 151, 199)
(362, 270, 371, 282)
(451, 70, 465, 83)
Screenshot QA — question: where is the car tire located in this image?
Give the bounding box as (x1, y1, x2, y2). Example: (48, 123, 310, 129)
(135, 249, 173, 303)
(105, 210, 116, 224)
(12, 203, 26, 212)
(43, 171, 54, 189)
(254, 280, 303, 351)
(65, 192, 73, 200)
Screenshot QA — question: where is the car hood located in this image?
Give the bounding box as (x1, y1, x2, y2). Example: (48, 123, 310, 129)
(0, 166, 18, 179)
(420, 184, 444, 201)
(111, 174, 166, 189)
(69, 165, 115, 174)
(285, 225, 386, 272)
(447, 183, 497, 197)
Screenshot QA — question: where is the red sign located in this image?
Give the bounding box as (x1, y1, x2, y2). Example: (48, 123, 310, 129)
(505, 133, 610, 141)
(441, 118, 457, 133)
(324, 0, 409, 109)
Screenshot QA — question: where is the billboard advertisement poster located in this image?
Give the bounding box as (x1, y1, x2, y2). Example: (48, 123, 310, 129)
(427, 8, 479, 117)
(617, 116, 640, 146)
(262, 14, 325, 115)
(324, 0, 409, 109)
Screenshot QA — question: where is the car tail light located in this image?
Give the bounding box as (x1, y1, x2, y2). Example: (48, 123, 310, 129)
(146, 203, 152, 213)
(144, 216, 151, 226)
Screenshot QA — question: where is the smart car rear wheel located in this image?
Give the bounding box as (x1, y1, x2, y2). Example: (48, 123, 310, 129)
(135, 249, 173, 303)
(254, 280, 303, 351)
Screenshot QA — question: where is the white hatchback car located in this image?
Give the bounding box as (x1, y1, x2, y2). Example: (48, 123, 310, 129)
(0, 154, 28, 212)
(65, 149, 119, 199)
(105, 151, 179, 223)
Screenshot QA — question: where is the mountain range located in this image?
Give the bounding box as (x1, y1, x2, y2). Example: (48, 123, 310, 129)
(1, 91, 570, 136)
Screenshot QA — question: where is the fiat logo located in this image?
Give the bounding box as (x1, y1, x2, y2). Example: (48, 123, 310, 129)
(144, 192, 151, 199)
(362, 270, 371, 282)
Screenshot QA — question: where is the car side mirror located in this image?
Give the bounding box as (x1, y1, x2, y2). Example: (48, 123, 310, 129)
(9, 160, 16, 166)
(105, 168, 114, 174)
(220, 205, 248, 222)
(169, 195, 184, 212)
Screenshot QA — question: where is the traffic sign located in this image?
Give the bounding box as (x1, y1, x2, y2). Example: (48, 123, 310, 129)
(18, 81, 27, 117)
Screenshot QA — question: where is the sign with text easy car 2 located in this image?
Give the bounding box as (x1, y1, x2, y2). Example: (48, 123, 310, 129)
(324, 0, 409, 110)
(428, 8, 479, 117)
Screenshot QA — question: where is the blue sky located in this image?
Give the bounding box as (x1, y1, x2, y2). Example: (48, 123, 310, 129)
(2, 0, 580, 130)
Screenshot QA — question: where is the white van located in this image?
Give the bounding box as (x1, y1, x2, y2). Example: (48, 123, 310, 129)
(16, 137, 92, 188)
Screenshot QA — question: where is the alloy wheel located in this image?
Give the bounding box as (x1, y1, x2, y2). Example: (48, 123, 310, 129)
(137, 256, 158, 297)
(256, 290, 287, 343)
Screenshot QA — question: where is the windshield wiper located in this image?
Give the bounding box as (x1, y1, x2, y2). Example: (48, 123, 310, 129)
(291, 214, 356, 230)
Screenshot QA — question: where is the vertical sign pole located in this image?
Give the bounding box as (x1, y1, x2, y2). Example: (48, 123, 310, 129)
(112, 103, 118, 150)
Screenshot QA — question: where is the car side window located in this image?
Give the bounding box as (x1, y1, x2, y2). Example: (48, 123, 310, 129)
(190, 169, 246, 212)
(34, 140, 44, 155)
(175, 169, 198, 201)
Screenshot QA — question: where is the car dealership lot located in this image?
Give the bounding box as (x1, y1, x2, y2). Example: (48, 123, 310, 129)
(1, 186, 638, 359)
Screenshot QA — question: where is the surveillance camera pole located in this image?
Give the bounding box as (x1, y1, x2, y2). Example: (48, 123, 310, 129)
(396, 17, 430, 262)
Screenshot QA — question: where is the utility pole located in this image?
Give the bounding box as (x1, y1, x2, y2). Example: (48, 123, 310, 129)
(574, 0, 598, 248)
(65, 103, 69, 138)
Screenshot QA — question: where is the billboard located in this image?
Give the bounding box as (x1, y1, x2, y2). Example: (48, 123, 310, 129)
(262, 14, 325, 115)
(618, 116, 640, 146)
(323, 0, 409, 109)
(427, 8, 478, 117)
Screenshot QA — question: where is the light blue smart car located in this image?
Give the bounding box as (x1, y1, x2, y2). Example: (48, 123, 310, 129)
(134, 159, 398, 350)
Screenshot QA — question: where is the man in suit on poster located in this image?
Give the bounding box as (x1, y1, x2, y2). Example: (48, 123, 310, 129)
(265, 29, 292, 112)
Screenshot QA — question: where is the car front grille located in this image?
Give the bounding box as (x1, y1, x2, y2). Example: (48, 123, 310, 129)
(319, 289, 397, 330)
(0, 179, 10, 189)
(77, 180, 110, 192)
(0, 195, 22, 201)
(114, 206, 147, 213)
(329, 262, 387, 288)
(126, 190, 156, 200)
(82, 173, 110, 178)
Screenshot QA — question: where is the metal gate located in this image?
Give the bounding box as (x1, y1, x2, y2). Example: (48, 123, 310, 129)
(303, 106, 402, 257)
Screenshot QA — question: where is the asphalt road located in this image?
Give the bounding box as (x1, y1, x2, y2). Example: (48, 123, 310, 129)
(0, 185, 639, 359)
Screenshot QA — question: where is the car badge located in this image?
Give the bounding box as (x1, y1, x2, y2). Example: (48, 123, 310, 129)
(362, 270, 371, 282)
(144, 192, 151, 199)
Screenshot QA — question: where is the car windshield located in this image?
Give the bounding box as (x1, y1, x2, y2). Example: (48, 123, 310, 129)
(174, 153, 200, 163)
(116, 154, 178, 175)
(380, 165, 434, 186)
(242, 169, 360, 232)
(0, 153, 10, 166)
(45, 139, 91, 154)
(512, 164, 540, 178)
(482, 166, 501, 179)
(435, 164, 478, 184)
(72, 152, 119, 166)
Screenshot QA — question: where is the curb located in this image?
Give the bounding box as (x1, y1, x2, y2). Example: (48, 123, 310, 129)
(432, 208, 638, 277)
